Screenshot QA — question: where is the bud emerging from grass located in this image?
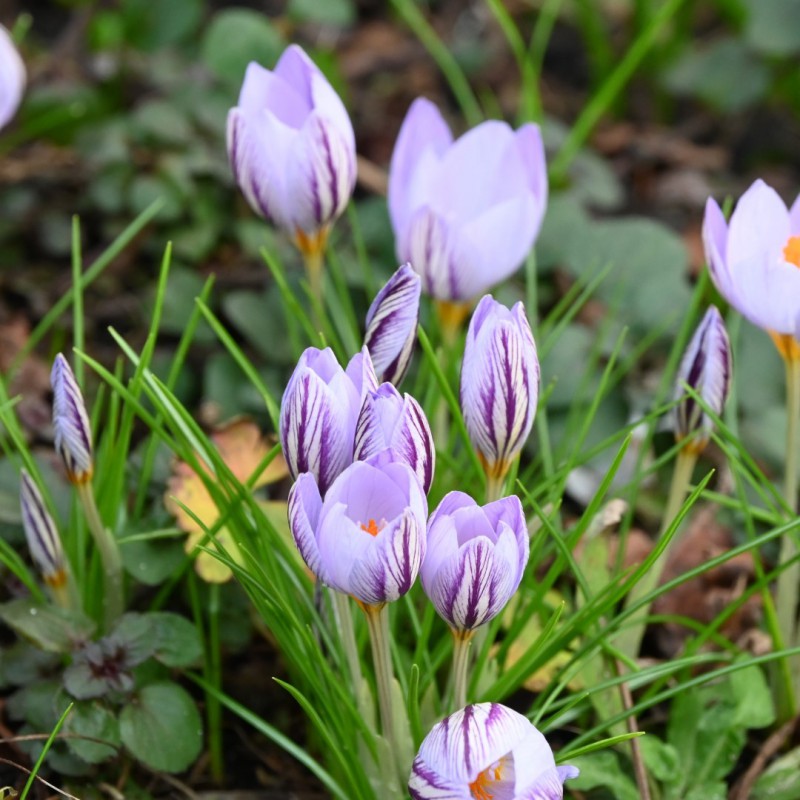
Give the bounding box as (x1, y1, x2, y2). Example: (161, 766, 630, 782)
(674, 306, 732, 453)
(460, 296, 540, 487)
(364, 263, 421, 385)
(20, 469, 66, 591)
(51, 353, 94, 485)
(409, 703, 578, 800)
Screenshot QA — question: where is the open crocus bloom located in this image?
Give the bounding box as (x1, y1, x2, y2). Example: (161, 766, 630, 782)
(227, 45, 356, 254)
(703, 179, 800, 359)
(421, 492, 529, 632)
(288, 460, 427, 605)
(409, 703, 579, 800)
(388, 98, 547, 301)
(0, 25, 25, 130)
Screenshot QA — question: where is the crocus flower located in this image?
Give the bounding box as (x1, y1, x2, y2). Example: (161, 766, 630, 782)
(51, 354, 93, 485)
(674, 306, 732, 453)
(364, 263, 422, 385)
(0, 25, 25, 130)
(226, 44, 357, 256)
(20, 469, 66, 590)
(280, 346, 377, 495)
(421, 492, 528, 633)
(354, 383, 434, 494)
(461, 296, 540, 482)
(409, 703, 579, 800)
(288, 460, 427, 605)
(703, 179, 800, 359)
(388, 98, 547, 302)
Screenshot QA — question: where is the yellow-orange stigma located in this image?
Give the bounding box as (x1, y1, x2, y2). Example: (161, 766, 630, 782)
(783, 235, 800, 268)
(360, 518, 383, 537)
(469, 764, 503, 800)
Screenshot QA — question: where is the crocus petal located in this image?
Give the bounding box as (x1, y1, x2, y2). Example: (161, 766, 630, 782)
(388, 98, 453, 236)
(401, 207, 460, 300)
(674, 306, 731, 446)
(364, 263, 422, 385)
(789, 194, 800, 234)
(0, 25, 25, 130)
(409, 704, 578, 800)
(51, 354, 94, 484)
(20, 469, 64, 583)
(237, 60, 309, 126)
(727, 179, 789, 269)
(461, 298, 539, 474)
(287, 473, 325, 579)
(515, 123, 548, 232)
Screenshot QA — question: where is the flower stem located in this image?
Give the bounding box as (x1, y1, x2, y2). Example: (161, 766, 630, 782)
(303, 247, 324, 319)
(207, 583, 224, 784)
(363, 603, 399, 780)
(451, 629, 474, 711)
(484, 471, 506, 503)
(76, 482, 123, 630)
(777, 355, 800, 710)
(617, 447, 696, 659)
(332, 590, 363, 692)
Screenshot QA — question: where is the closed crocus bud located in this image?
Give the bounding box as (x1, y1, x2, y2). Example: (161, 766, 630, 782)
(674, 306, 732, 454)
(461, 295, 540, 483)
(388, 98, 547, 302)
(280, 346, 377, 495)
(704, 179, 800, 360)
(20, 470, 66, 590)
(364, 263, 422, 385)
(421, 492, 528, 633)
(0, 25, 25, 130)
(409, 703, 579, 800)
(288, 460, 428, 605)
(354, 383, 434, 494)
(226, 44, 357, 256)
(51, 354, 93, 485)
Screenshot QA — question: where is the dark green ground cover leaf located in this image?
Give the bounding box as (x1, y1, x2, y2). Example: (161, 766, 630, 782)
(121, 535, 186, 586)
(149, 612, 203, 667)
(745, 0, 800, 56)
(119, 681, 203, 772)
(0, 600, 95, 653)
(64, 701, 120, 763)
(752, 745, 800, 799)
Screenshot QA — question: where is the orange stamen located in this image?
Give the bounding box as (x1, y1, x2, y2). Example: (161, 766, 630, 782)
(360, 518, 383, 537)
(783, 235, 800, 268)
(468, 763, 504, 800)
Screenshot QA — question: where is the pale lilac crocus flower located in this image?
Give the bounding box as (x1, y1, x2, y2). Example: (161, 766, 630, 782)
(409, 703, 579, 800)
(288, 459, 427, 605)
(51, 354, 94, 485)
(354, 383, 434, 494)
(364, 263, 421, 385)
(0, 24, 25, 130)
(20, 469, 67, 592)
(421, 492, 528, 633)
(703, 179, 800, 360)
(227, 44, 356, 257)
(280, 346, 377, 496)
(460, 296, 540, 491)
(674, 306, 732, 454)
(388, 98, 547, 304)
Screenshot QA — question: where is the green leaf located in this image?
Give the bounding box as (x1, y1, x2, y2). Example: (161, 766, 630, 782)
(745, 0, 800, 56)
(149, 612, 203, 667)
(567, 751, 640, 800)
(111, 613, 157, 666)
(0, 600, 95, 652)
(122, 0, 203, 51)
(119, 682, 203, 772)
(121, 535, 186, 586)
(639, 735, 680, 783)
(730, 664, 775, 729)
(202, 10, 285, 85)
(64, 701, 120, 764)
(288, 0, 356, 26)
(752, 745, 800, 799)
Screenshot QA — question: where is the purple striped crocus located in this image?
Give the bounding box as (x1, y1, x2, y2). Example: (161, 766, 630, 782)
(388, 98, 547, 301)
(51, 354, 94, 485)
(20, 469, 66, 591)
(226, 45, 356, 256)
(674, 306, 732, 453)
(460, 296, 540, 483)
(354, 383, 434, 494)
(0, 25, 25, 130)
(409, 703, 579, 800)
(421, 492, 528, 633)
(364, 263, 421, 385)
(288, 460, 427, 605)
(704, 179, 800, 361)
(280, 346, 377, 495)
